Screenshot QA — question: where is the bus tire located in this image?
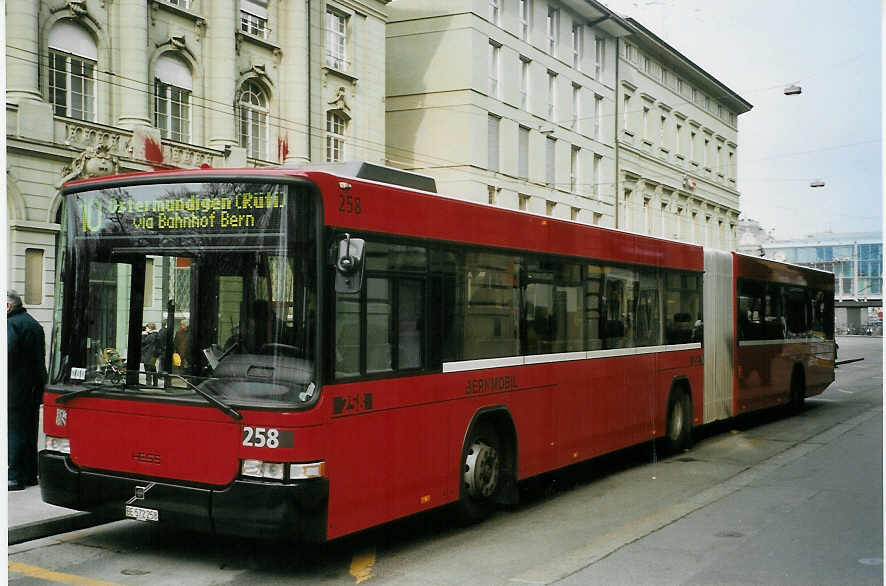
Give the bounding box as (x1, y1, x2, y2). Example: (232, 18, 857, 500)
(456, 420, 502, 524)
(789, 367, 806, 414)
(665, 390, 692, 454)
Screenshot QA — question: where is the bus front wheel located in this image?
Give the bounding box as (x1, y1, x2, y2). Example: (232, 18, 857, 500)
(456, 421, 502, 524)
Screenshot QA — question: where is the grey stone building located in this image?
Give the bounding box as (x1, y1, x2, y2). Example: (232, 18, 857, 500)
(6, 0, 390, 336)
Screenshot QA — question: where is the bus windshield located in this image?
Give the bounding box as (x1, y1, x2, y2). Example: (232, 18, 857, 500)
(52, 180, 318, 408)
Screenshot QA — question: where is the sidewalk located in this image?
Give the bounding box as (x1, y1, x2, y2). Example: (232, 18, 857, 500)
(7, 408, 109, 545)
(7, 484, 99, 545)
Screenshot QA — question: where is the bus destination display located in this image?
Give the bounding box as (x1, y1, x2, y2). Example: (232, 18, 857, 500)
(73, 183, 287, 237)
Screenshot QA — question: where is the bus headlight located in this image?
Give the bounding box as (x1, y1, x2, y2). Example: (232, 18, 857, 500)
(241, 459, 285, 480)
(45, 436, 71, 454)
(290, 461, 325, 480)
(240, 460, 326, 481)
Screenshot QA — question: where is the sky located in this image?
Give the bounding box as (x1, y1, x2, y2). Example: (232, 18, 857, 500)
(601, 0, 882, 240)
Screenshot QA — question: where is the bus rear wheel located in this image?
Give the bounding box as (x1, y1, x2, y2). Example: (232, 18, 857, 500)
(456, 421, 502, 524)
(665, 391, 692, 454)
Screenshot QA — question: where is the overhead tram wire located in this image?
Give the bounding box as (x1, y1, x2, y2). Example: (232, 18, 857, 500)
(8, 49, 879, 196)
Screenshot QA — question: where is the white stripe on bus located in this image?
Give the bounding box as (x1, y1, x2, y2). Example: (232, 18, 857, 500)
(442, 343, 702, 373)
(738, 338, 825, 347)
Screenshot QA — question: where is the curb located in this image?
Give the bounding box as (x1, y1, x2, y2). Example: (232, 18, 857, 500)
(9, 512, 118, 545)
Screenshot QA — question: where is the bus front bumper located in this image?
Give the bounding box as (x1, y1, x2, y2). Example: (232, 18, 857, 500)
(38, 451, 328, 542)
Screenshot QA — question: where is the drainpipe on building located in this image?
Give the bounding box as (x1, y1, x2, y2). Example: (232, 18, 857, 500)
(307, 0, 312, 161)
(614, 37, 621, 230)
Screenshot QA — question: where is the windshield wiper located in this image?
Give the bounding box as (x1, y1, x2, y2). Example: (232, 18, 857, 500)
(166, 373, 242, 421)
(56, 384, 108, 404)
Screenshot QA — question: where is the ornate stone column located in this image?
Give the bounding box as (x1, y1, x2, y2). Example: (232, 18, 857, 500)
(206, 0, 237, 150)
(279, 1, 310, 164)
(6, 3, 42, 104)
(115, 0, 151, 129)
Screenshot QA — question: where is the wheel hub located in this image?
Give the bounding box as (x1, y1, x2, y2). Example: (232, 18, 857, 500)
(464, 441, 499, 499)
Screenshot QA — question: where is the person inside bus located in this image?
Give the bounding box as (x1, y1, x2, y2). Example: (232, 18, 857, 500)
(244, 299, 291, 353)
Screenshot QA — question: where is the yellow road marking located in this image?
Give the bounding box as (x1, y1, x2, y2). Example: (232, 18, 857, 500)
(8, 561, 122, 585)
(349, 546, 376, 584)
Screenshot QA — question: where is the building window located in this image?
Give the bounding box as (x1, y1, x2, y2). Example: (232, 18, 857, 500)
(326, 111, 347, 162)
(325, 9, 348, 70)
(520, 57, 531, 110)
(690, 130, 697, 161)
(545, 136, 556, 187)
(572, 23, 583, 69)
(596, 40, 606, 75)
(240, 0, 269, 39)
(488, 185, 497, 205)
(547, 70, 557, 120)
(488, 114, 500, 172)
(570, 145, 580, 192)
(154, 54, 192, 143)
(659, 115, 667, 149)
(48, 21, 97, 121)
(546, 200, 556, 216)
(238, 81, 269, 160)
(547, 7, 559, 56)
(593, 153, 602, 196)
(519, 0, 532, 40)
(675, 122, 683, 156)
(623, 94, 631, 132)
(642, 107, 650, 140)
(571, 84, 581, 130)
(489, 0, 500, 25)
(519, 193, 530, 211)
(518, 126, 529, 179)
(593, 94, 603, 140)
(165, 0, 191, 7)
(25, 249, 44, 306)
(489, 41, 500, 98)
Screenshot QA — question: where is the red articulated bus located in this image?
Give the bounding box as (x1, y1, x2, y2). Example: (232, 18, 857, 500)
(41, 163, 835, 541)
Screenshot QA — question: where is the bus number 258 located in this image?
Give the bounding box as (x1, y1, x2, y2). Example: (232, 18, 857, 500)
(242, 427, 280, 448)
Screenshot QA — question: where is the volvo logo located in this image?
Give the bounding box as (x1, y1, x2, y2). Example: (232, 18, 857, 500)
(132, 451, 161, 465)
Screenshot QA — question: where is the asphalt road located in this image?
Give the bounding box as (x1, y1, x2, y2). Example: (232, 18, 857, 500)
(8, 336, 882, 585)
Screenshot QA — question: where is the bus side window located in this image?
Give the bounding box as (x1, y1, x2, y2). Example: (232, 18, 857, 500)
(602, 267, 635, 350)
(584, 264, 604, 351)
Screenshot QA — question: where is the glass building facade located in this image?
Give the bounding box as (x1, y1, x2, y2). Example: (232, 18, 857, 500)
(765, 234, 882, 301)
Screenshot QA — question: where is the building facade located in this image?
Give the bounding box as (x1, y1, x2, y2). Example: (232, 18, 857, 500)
(385, 0, 751, 249)
(6, 0, 389, 335)
(386, 0, 629, 225)
(615, 19, 751, 250)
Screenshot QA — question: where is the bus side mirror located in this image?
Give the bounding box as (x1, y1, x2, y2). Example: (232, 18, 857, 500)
(334, 234, 365, 294)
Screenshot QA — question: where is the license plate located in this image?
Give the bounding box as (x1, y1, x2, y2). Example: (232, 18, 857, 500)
(125, 505, 159, 522)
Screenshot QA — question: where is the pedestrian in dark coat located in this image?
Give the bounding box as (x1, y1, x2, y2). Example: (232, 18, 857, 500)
(7, 290, 47, 490)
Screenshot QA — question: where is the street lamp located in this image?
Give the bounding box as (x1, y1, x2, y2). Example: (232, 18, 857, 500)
(809, 179, 825, 188)
(784, 84, 802, 95)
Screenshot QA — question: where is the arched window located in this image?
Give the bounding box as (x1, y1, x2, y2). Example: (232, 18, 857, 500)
(238, 81, 269, 160)
(154, 53, 192, 143)
(326, 111, 347, 162)
(48, 20, 97, 121)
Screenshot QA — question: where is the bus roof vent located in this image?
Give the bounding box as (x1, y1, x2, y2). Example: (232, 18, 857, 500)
(284, 161, 437, 193)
